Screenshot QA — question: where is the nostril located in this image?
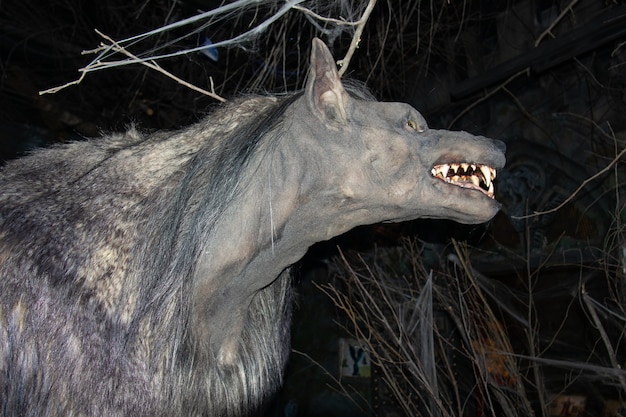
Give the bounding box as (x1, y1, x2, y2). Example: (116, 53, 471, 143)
(495, 140, 506, 153)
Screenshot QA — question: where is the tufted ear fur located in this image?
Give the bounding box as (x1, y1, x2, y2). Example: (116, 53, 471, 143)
(305, 38, 348, 124)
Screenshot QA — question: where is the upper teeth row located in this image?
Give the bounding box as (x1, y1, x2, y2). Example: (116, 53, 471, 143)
(431, 163, 497, 186)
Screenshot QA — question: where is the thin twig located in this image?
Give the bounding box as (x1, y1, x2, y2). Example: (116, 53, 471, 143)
(39, 72, 88, 95)
(511, 145, 626, 219)
(84, 30, 225, 102)
(580, 285, 626, 393)
(535, 0, 580, 47)
(106, 30, 225, 101)
(40, 0, 307, 96)
(447, 69, 528, 129)
(292, 5, 358, 26)
(291, 349, 373, 414)
(337, 0, 378, 76)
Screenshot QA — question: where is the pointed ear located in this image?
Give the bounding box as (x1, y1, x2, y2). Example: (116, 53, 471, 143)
(305, 38, 348, 124)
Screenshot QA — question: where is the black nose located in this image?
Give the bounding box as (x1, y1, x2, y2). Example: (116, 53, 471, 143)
(495, 140, 506, 153)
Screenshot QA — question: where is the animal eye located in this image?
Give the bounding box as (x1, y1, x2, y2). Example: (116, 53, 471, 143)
(406, 119, 425, 132)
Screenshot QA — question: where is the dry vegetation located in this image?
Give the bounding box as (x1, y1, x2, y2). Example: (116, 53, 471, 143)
(324, 227, 626, 416)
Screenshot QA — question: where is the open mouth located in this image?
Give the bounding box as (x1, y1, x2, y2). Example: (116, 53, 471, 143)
(431, 163, 497, 198)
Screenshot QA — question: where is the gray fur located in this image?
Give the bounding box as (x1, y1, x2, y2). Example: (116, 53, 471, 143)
(0, 39, 505, 416)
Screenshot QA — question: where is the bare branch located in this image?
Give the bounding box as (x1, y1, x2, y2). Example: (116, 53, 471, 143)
(447, 69, 528, 129)
(580, 285, 626, 392)
(39, 0, 378, 98)
(337, 0, 378, 77)
(511, 144, 626, 220)
(535, 0, 580, 47)
(90, 30, 225, 102)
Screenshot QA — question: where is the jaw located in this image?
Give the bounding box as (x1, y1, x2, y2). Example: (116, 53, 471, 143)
(431, 160, 501, 222)
(384, 184, 501, 225)
(421, 138, 505, 224)
(382, 161, 503, 225)
(342, 156, 504, 226)
(430, 180, 502, 223)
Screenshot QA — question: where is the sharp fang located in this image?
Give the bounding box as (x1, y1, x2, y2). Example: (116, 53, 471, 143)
(432, 163, 497, 199)
(480, 165, 492, 186)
